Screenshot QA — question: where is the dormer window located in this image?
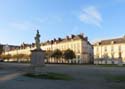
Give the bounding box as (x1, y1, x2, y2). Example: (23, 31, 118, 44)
(111, 41, 114, 44)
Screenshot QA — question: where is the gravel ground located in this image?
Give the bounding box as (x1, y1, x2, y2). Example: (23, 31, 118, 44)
(0, 63, 125, 89)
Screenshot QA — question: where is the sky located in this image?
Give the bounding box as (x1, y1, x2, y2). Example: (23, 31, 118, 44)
(0, 0, 125, 45)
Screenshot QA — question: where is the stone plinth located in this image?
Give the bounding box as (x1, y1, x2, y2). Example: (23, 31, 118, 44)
(31, 49, 45, 66)
(30, 49, 45, 74)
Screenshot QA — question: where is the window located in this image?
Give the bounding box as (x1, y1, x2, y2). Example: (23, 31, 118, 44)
(96, 54, 99, 58)
(96, 47, 99, 51)
(104, 46, 107, 52)
(77, 55, 80, 59)
(111, 53, 114, 58)
(77, 43, 80, 48)
(77, 49, 80, 53)
(118, 45, 121, 52)
(103, 53, 108, 58)
(74, 44, 76, 48)
(111, 46, 114, 52)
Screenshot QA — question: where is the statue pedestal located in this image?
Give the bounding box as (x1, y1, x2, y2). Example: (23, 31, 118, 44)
(30, 49, 45, 73)
(31, 49, 45, 66)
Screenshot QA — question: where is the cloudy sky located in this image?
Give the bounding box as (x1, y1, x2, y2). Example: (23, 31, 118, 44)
(0, 0, 125, 45)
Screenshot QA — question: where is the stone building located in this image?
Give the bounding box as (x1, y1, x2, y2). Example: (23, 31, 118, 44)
(94, 36, 125, 64)
(41, 33, 93, 63)
(3, 33, 93, 64)
(0, 44, 19, 54)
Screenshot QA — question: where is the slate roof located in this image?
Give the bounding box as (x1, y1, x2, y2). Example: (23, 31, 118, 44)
(94, 36, 125, 45)
(41, 33, 91, 45)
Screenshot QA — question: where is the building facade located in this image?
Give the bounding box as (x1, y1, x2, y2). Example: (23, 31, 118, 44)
(3, 33, 93, 63)
(0, 44, 19, 54)
(94, 36, 125, 64)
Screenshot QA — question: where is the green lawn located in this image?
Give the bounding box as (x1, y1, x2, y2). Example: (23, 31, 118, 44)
(105, 74, 125, 83)
(24, 72, 73, 80)
(97, 64, 125, 67)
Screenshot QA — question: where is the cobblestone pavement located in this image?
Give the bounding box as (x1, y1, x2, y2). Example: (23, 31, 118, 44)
(0, 63, 125, 89)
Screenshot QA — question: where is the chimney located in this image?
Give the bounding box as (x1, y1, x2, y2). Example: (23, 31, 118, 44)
(80, 33, 84, 37)
(47, 40, 49, 43)
(71, 34, 75, 38)
(85, 37, 88, 41)
(58, 37, 62, 41)
(54, 38, 56, 42)
(66, 36, 69, 40)
(51, 40, 54, 44)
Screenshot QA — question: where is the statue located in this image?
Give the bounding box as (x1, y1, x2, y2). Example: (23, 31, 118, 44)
(30, 29, 45, 71)
(35, 30, 41, 50)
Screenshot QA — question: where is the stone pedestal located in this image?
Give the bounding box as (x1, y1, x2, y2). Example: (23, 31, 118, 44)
(30, 49, 45, 73)
(31, 49, 45, 66)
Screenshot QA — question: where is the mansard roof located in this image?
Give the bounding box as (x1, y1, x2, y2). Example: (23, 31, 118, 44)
(41, 33, 90, 45)
(94, 36, 125, 45)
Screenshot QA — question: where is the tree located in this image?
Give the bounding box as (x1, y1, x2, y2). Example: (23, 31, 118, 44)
(1, 54, 12, 61)
(45, 50, 52, 59)
(63, 49, 76, 60)
(12, 54, 30, 62)
(51, 49, 62, 62)
(18, 54, 31, 62)
(12, 54, 19, 61)
(24, 54, 31, 62)
(45, 50, 52, 63)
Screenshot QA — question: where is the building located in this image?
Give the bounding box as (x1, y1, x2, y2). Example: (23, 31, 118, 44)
(0, 44, 19, 54)
(41, 33, 93, 63)
(3, 43, 32, 55)
(94, 36, 125, 64)
(3, 33, 93, 64)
